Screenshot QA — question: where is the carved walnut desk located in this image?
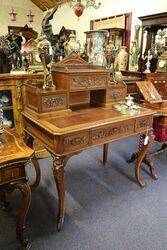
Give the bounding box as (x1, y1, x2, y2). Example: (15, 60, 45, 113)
(0, 128, 36, 248)
(22, 105, 156, 232)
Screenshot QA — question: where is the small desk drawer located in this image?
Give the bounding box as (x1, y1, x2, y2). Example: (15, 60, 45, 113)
(0, 166, 25, 185)
(4, 168, 20, 180)
(135, 116, 153, 132)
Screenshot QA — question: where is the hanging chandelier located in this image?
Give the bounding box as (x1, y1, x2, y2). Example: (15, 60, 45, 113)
(68, 0, 101, 18)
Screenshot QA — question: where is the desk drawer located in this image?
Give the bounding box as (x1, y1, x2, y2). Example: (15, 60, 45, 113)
(4, 167, 20, 180)
(0, 166, 25, 185)
(135, 116, 153, 132)
(63, 132, 90, 153)
(91, 120, 135, 144)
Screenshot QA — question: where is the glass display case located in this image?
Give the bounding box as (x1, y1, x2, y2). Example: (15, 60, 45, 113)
(0, 90, 14, 128)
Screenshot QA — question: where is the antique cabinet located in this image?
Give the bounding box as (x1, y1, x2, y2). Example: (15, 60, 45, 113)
(0, 73, 43, 134)
(138, 12, 167, 72)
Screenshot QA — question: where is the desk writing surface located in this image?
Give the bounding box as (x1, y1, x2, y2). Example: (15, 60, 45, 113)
(23, 106, 154, 135)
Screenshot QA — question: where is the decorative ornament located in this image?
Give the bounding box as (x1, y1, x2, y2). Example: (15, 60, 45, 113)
(126, 94, 134, 108)
(73, 1, 85, 17)
(65, 32, 81, 55)
(9, 8, 17, 22)
(69, 0, 101, 18)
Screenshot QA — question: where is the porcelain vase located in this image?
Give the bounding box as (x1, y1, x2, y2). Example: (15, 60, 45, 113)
(87, 30, 107, 67)
(117, 46, 128, 71)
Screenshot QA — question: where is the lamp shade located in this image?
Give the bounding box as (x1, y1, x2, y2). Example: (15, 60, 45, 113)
(9, 8, 17, 22)
(27, 10, 34, 23)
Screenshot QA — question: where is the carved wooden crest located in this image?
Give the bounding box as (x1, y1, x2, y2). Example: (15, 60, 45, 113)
(51, 52, 89, 70)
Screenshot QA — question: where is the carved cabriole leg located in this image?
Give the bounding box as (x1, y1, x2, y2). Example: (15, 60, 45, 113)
(134, 130, 157, 188)
(11, 182, 31, 249)
(52, 155, 68, 232)
(23, 132, 41, 191)
(103, 143, 109, 165)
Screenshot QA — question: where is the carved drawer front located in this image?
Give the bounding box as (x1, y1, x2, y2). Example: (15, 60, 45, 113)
(135, 116, 153, 132)
(63, 132, 90, 153)
(107, 86, 127, 101)
(91, 121, 135, 144)
(69, 75, 106, 91)
(3, 167, 21, 182)
(42, 94, 67, 112)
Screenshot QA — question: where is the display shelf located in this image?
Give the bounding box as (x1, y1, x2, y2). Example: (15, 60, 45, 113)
(0, 90, 13, 107)
(0, 73, 44, 134)
(3, 109, 14, 128)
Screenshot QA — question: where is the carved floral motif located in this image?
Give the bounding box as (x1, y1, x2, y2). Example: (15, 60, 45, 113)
(42, 94, 67, 110)
(109, 89, 127, 100)
(70, 76, 106, 90)
(138, 119, 149, 128)
(92, 123, 134, 141)
(63, 133, 89, 152)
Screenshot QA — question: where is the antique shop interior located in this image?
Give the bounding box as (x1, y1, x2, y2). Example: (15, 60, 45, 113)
(0, 0, 167, 249)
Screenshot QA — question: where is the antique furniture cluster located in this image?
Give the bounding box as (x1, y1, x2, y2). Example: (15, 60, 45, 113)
(22, 53, 156, 235)
(1, 3, 167, 248)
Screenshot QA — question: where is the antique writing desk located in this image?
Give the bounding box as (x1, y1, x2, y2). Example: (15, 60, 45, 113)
(23, 106, 156, 231)
(22, 54, 156, 231)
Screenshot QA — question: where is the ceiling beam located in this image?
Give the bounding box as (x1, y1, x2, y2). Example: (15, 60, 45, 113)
(30, 0, 68, 11)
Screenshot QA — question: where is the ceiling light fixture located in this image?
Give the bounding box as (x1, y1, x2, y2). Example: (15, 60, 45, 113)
(68, 0, 101, 18)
